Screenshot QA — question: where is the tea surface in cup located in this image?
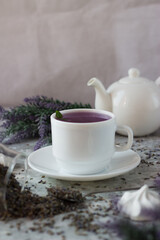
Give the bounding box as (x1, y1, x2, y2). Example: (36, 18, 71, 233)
(56, 111, 111, 123)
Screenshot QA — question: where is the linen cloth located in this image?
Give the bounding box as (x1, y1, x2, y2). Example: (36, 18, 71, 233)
(0, 0, 160, 106)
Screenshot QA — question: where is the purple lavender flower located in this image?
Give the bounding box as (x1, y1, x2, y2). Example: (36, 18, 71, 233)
(0, 131, 6, 142)
(37, 115, 51, 139)
(1, 121, 11, 129)
(24, 96, 48, 105)
(3, 128, 37, 144)
(0, 106, 5, 119)
(34, 137, 50, 151)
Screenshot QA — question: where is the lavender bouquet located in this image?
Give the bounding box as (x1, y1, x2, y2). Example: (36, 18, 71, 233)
(0, 96, 91, 150)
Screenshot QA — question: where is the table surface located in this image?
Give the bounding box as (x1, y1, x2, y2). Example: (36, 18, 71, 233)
(0, 129, 160, 240)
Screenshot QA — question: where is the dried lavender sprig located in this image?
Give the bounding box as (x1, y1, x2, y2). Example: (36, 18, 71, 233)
(24, 96, 48, 105)
(0, 96, 92, 150)
(34, 137, 51, 151)
(24, 96, 91, 110)
(0, 131, 6, 143)
(0, 97, 90, 122)
(37, 115, 51, 139)
(3, 128, 38, 145)
(0, 106, 5, 119)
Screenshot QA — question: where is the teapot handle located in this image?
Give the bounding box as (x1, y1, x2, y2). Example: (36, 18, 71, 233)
(155, 77, 160, 86)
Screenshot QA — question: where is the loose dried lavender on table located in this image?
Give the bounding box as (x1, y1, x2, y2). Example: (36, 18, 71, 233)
(0, 164, 85, 220)
(0, 96, 91, 150)
(0, 164, 110, 237)
(1, 163, 160, 239)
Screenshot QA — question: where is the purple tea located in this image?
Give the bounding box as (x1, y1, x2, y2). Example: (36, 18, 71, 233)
(57, 111, 111, 123)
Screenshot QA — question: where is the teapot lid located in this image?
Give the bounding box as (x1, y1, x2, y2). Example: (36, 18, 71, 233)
(119, 68, 150, 84)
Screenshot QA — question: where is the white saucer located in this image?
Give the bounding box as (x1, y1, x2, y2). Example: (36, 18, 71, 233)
(28, 146, 140, 181)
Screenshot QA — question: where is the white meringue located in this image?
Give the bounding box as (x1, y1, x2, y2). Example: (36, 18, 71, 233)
(118, 185, 160, 221)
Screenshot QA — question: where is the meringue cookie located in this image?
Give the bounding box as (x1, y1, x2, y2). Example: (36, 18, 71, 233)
(118, 185, 160, 221)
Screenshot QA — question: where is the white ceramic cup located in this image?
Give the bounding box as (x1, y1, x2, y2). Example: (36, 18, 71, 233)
(50, 109, 133, 175)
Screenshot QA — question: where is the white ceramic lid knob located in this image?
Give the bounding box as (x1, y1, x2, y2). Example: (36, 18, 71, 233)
(128, 68, 140, 78)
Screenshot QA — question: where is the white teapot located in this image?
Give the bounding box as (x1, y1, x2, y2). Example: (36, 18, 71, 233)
(87, 68, 160, 136)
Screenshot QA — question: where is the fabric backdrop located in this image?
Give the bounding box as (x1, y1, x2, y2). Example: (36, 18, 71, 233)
(0, 0, 160, 107)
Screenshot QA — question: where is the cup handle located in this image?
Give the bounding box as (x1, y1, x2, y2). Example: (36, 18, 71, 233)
(115, 125, 133, 152)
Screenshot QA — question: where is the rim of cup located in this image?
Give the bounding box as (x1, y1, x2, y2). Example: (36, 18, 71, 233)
(51, 109, 115, 126)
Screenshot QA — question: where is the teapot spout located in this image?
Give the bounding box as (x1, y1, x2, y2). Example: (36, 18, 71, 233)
(87, 77, 112, 111)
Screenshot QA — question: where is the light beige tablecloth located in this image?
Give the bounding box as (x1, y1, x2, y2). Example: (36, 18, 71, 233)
(0, 0, 160, 106)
